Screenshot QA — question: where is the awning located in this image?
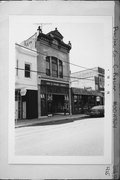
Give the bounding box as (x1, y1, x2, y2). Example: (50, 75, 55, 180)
(15, 83, 38, 91)
(71, 87, 103, 97)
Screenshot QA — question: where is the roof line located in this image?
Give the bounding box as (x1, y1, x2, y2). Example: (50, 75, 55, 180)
(71, 66, 104, 74)
(71, 67, 98, 74)
(21, 32, 37, 43)
(15, 43, 37, 53)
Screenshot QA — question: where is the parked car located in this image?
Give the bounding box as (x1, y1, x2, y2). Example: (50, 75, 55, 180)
(88, 105, 104, 117)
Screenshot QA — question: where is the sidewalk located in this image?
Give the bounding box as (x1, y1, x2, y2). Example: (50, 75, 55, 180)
(15, 114, 89, 128)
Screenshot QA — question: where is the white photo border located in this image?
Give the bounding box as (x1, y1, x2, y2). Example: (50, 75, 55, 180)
(8, 15, 113, 165)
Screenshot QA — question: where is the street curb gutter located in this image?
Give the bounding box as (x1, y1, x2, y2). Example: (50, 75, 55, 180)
(15, 115, 89, 128)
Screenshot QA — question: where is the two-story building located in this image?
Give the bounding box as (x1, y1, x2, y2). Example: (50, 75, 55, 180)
(36, 27, 72, 116)
(15, 43, 38, 120)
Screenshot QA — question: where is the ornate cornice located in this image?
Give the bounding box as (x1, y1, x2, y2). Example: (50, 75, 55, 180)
(37, 31, 71, 52)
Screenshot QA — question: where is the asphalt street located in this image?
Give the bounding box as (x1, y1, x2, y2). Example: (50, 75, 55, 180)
(15, 117, 104, 156)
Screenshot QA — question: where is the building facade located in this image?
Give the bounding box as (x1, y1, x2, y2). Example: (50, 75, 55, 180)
(36, 27, 72, 116)
(15, 43, 38, 119)
(71, 87, 104, 114)
(22, 27, 72, 117)
(71, 67, 105, 92)
(70, 67, 105, 114)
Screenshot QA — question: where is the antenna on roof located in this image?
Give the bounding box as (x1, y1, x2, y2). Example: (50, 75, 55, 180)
(33, 23, 52, 31)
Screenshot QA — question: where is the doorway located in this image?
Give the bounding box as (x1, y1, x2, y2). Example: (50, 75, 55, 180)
(47, 101, 52, 114)
(22, 101, 26, 119)
(52, 95, 64, 114)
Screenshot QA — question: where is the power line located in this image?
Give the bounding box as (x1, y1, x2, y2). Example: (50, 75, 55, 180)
(15, 81, 105, 93)
(71, 67, 105, 76)
(15, 43, 104, 75)
(15, 67, 96, 82)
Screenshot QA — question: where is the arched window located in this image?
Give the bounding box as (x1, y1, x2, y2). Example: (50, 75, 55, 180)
(46, 56, 50, 76)
(46, 56, 63, 78)
(52, 57, 58, 77)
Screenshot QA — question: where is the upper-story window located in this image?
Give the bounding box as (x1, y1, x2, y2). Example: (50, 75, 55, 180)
(25, 63, 31, 78)
(59, 60, 63, 78)
(46, 56, 50, 76)
(52, 57, 58, 77)
(46, 56, 63, 78)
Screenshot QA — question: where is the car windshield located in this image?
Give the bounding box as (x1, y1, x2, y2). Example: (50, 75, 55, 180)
(91, 106, 104, 110)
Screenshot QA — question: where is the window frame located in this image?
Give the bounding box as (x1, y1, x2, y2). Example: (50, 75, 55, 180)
(52, 57, 58, 78)
(59, 59, 63, 78)
(46, 56, 50, 76)
(24, 63, 31, 78)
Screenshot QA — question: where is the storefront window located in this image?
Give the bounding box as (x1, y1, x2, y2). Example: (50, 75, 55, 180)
(41, 94, 45, 99)
(74, 95, 77, 101)
(47, 94, 52, 101)
(65, 95, 69, 101)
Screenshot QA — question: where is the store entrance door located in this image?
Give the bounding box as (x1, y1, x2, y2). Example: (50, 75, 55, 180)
(47, 101, 52, 114)
(53, 95, 64, 114)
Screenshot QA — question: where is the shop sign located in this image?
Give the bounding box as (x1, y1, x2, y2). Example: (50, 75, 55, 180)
(41, 80, 69, 87)
(47, 85, 69, 94)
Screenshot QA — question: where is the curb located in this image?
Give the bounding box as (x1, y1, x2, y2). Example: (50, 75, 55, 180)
(15, 115, 89, 128)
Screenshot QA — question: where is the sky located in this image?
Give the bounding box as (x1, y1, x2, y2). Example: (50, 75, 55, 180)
(13, 16, 112, 73)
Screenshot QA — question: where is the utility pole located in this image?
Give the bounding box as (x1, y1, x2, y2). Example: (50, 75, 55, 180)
(69, 80, 72, 116)
(38, 75, 41, 118)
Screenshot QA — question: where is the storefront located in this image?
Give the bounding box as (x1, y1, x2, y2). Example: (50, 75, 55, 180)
(39, 80, 69, 116)
(71, 87, 104, 114)
(15, 89, 38, 119)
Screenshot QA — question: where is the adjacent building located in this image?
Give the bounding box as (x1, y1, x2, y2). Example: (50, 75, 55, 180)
(70, 67, 105, 114)
(71, 67, 105, 92)
(15, 43, 38, 119)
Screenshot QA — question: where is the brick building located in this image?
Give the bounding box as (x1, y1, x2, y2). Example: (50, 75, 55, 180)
(36, 27, 72, 116)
